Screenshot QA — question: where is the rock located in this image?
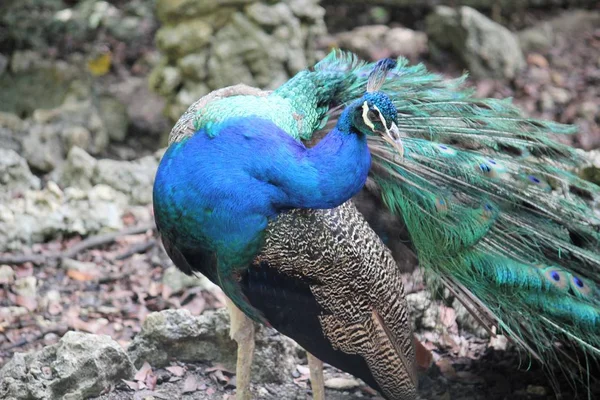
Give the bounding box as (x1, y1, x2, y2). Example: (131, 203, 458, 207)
(127, 308, 298, 384)
(93, 155, 158, 205)
(0, 51, 84, 117)
(13, 276, 37, 299)
(426, 6, 525, 80)
(0, 331, 134, 400)
(519, 10, 600, 54)
(20, 98, 113, 173)
(162, 266, 218, 293)
(0, 265, 15, 284)
(324, 377, 361, 390)
(385, 27, 428, 59)
(58, 146, 98, 190)
(151, 0, 326, 122)
(452, 298, 489, 338)
(98, 96, 129, 142)
(177, 52, 209, 81)
(335, 25, 427, 60)
(406, 290, 435, 331)
(156, 20, 214, 58)
(106, 76, 169, 139)
(0, 53, 7, 76)
(0, 149, 41, 199)
(578, 101, 599, 121)
(518, 22, 554, 54)
(580, 150, 600, 186)
(0, 113, 23, 152)
(0, 181, 127, 252)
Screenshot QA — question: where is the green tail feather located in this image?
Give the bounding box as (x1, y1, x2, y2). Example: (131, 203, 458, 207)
(308, 50, 600, 384)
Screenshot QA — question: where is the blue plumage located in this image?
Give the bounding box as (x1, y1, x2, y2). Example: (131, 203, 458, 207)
(153, 111, 372, 319)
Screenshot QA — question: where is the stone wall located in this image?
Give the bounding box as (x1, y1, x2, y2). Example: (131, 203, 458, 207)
(149, 0, 326, 121)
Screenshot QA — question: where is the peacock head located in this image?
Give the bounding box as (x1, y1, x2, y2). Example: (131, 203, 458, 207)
(352, 91, 399, 140)
(350, 57, 403, 155)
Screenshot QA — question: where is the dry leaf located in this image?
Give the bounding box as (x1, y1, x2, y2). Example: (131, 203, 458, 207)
(15, 295, 37, 311)
(209, 369, 229, 384)
(122, 379, 139, 390)
(87, 52, 112, 77)
(182, 296, 206, 315)
(145, 372, 158, 390)
(205, 364, 234, 375)
(134, 361, 153, 382)
(166, 365, 185, 377)
(527, 53, 549, 68)
(182, 375, 198, 394)
(67, 269, 96, 282)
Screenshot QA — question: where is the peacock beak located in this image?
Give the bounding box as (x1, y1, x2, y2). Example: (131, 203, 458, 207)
(381, 121, 404, 158)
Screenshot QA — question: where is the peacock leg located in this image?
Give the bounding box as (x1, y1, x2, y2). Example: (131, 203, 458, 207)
(307, 352, 325, 400)
(226, 298, 255, 400)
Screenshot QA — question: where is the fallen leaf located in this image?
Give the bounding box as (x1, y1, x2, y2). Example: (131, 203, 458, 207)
(182, 296, 206, 315)
(166, 365, 185, 377)
(66, 269, 96, 282)
(145, 372, 158, 390)
(15, 295, 37, 311)
(134, 361, 153, 381)
(182, 375, 198, 393)
(206, 387, 216, 396)
(205, 364, 234, 375)
(436, 358, 457, 378)
(209, 369, 229, 385)
(87, 51, 112, 77)
(527, 53, 549, 68)
(122, 379, 139, 390)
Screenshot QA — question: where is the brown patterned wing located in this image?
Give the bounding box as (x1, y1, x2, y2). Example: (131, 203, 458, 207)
(246, 201, 417, 400)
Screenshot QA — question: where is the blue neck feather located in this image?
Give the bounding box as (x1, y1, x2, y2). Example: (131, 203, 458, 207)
(153, 110, 370, 276)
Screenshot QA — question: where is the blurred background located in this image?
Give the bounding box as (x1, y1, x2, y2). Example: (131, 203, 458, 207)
(0, 1, 599, 399)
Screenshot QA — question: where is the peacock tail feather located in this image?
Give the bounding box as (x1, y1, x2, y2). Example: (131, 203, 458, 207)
(310, 50, 600, 385)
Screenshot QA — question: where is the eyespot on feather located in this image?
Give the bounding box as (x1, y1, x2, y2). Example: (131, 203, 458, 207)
(540, 267, 570, 291)
(435, 197, 449, 213)
(437, 144, 457, 156)
(569, 275, 592, 297)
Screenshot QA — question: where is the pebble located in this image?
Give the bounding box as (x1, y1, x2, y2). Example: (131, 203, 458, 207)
(324, 377, 361, 390)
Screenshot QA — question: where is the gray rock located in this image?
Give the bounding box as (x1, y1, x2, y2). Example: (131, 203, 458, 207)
(156, 20, 214, 58)
(0, 54, 7, 76)
(452, 298, 490, 338)
(151, 0, 326, 122)
(0, 51, 84, 117)
(58, 146, 98, 190)
(0, 149, 41, 199)
(98, 96, 129, 142)
(519, 10, 600, 54)
(518, 22, 554, 54)
(426, 6, 525, 79)
(127, 308, 298, 384)
(0, 331, 134, 400)
(335, 25, 427, 60)
(177, 52, 209, 81)
(106, 76, 169, 139)
(162, 266, 218, 293)
(93, 155, 157, 205)
(0, 182, 127, 252)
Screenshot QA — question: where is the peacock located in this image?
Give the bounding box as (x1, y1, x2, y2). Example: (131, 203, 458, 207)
(152, 51, 600, 400)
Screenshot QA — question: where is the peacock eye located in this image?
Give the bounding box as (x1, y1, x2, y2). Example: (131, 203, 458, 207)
(367, 109, 378, 121)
